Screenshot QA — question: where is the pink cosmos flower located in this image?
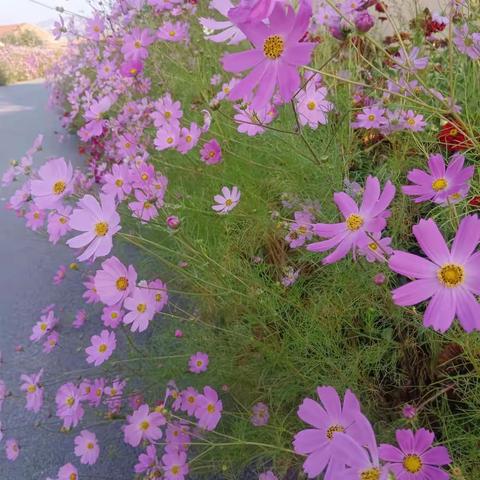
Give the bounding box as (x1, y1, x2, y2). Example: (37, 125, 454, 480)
(94, 256, 137, 306)
(25, 205, 46, 231)
(357, 233, 392, 263)
(194, 386, 222, 431)
(188, 352, 209, 373)
(402, 110, 426, 132)
(296, 82, 334, 129)
(67, 194, 121, 262)
(101, 305, 124, 328)
(393, 46, 429, 72)
(222, 2, 315, 110)
(152, 93, 183, 128)
(128, 189, 159, 222)
(105, 378, 126, 413)
(352, 106, 388, 129)
(212, 186, 241, 214)
(162, 451, 189, 480)
(102, 164, 132, 201)
(402, 153, 473, 205)
(30, 310, 58, 342)
(177, 123, 202, 153)
(57, 463, 78, 480)
(122, 28, 155, 61)
(20, 369, 44, 413)
(158, 21, 189, 42)
(229, 0, 278, 23)
(388, 216, 480, 332)
(30, 157, 73, 209)
(154, 125, 181, 151)
(453, 24, 480, 60)
(47, 204, 72, 244)
(135, 445, 160, 475)
(200, 139, 222, 164)
(379, 428, 451, 480)
(43, 331, 59, 353)
(73, 309, 87, 329)
(251, 402, 269, 426)
(402, 404, 417, 419)
(56, 383, 84, 429)
(74, 430, 100, 465)
(86, 330, 116, 366)
(87, 378, 105, 408)
(233, 104, 269, 136)
(293, 386, 366, 479)
(148, 279, 169, 312)
(86, 14, 105, 40)
(181, 387, 199, 416)
(120, 59, 144, 77)
(123, 404, 165, 447)
(53, 264, 67, 285)
(5, 439, 20, 461)
(286, 211, 314, 248)
(307, 176, 395, 264)
(83, 275, 101, 304)
(199, 0, 246, 46)
(123, 281, 157, 332)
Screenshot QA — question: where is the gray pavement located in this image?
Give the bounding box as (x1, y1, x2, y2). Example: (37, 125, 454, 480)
(0, 80, 137, 479)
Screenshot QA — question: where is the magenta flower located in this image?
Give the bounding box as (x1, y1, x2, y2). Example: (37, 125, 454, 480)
(212, 186, 241, 214)
(86, 330, 116, 366)
(30, 309, 58, 342)
(57, 463, 78, 480)
(122, 28, 155, 61)
(379, 428, 451, 479)
(123, 282, 156, 332)
(402, 404, 417, 419)
(128, 189, 159, 222)
(94, 256, 137, 306)
(101, 305, 124, 328)
(307, 176, 395, 264)
(135, 445, 160, 475)
(74, 430, 100, 465)
(120, 59, 144, 77)
(389, 216, 480, 332)
(149, 279, 168, 312)
(188, 352, 209, 373)
(67, 194, 121, 262)
(102, 163, 132, 201)
(293, 386, 365, 479)
(352, 106, 388, 129)
(47, 204, 72, 244)
(402, 153, 474, 205)
(20, 369, 44, 413)
(25, 205, 46, 231)
(43, 331, 59, 353)
(30, 157, 73, 209)
(200, 138, 223, 165)
(123, 404, 165, 447)
(194, 386, 222, 431)
(181, 387, 199, 416)
(222, 2, 315, 110)
(55, 383, 84, 429)
(5, 439, 20, 461)
(251, 402, 269, 426)
(162, 451, 189, 480)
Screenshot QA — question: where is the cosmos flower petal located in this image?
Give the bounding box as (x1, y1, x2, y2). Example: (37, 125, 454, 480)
(412, 219, 450, 265)
(455, 288, 480, 332)
(293, 429, 328, 454)
(333, 192, 358, 218)
(301, 443, 330, 478)
(378, 444, 404, 462)
(222, 49, 265, 73)
(391, 278, 438, 306)
(388, 251, 437, 279)
(423, 290, 456, 332)
(451, 215, 480, 264)
(297, 398, 328, 427)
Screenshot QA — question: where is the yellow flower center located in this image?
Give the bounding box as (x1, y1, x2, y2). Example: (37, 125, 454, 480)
(223, 87, 230, 94)
(70, 474, 77, 480)
(66, 396, 75, 407)
(53, 180, 66, 195)
(360, 468, 380, 480)
(403, 454, 423, 473)
(346, 213, 364, 231)
(96, 388, 102, 396)
(263, 35, 285, 60)
(27, 384, 37, 393)
(186, 135, 192, 143)
(95, 221, 109, 236)
(209, 150, 216, 158)
(188, 395, 195, 403)
(134, 40, 142, 49)
(369, 242, 378, 251)
(129, 68, 138, 75)
(207, 403, 216, 413)
(407, 117, 416, 126)
(367, 114, 375, 121)
(449, 128, 458, 136)
(98, 343, 108, 353)
(111, 312, 118, 319)
(196, 360, 203, 366)
(116, 276, 129, 291)
(33, 212, 40, 219)
(137, 303, 147, 313)
(326, 424, 345, 440)
(140, 420, 150, 430)
(110, 388, 117, 396)
(124, 142, 131, 149)
(166, 137, 174, 144)
(141, 173, 149, 181)
(169, 30, 176, 37)
(59, 216, 67, 224)
(87, 442, 95, 450)
(155, 293, 162, 302)
(40, 322, 48, 331)
(307, 101, 316, 111)
(225, 199, 233, 206)
(432, 178, 448, 191)
(437, 263, 464, 287)
(171, 465, 180, 475)
(165, 111, 172, 119)
(144, 201, 153, 209)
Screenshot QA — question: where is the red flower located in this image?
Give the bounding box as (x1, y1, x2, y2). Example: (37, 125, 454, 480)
(438, 120, 473, 152)
(469, 196, 480, 208)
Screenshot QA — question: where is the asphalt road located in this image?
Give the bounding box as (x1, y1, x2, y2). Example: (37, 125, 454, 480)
(0, 80, 137, 479)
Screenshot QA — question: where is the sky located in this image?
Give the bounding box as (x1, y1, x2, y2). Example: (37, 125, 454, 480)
(0, 0, 92, 25)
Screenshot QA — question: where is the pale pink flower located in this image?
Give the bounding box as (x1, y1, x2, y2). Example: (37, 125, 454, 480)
(123, 404, 165, 447)
(74, 430, 100, 465)
(20, 369, 44, 413)
(86, 330, 116, 366)
(212, 186, 241, 214)
(123, 281, 157, 332)
(5, 439, 20, 461)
